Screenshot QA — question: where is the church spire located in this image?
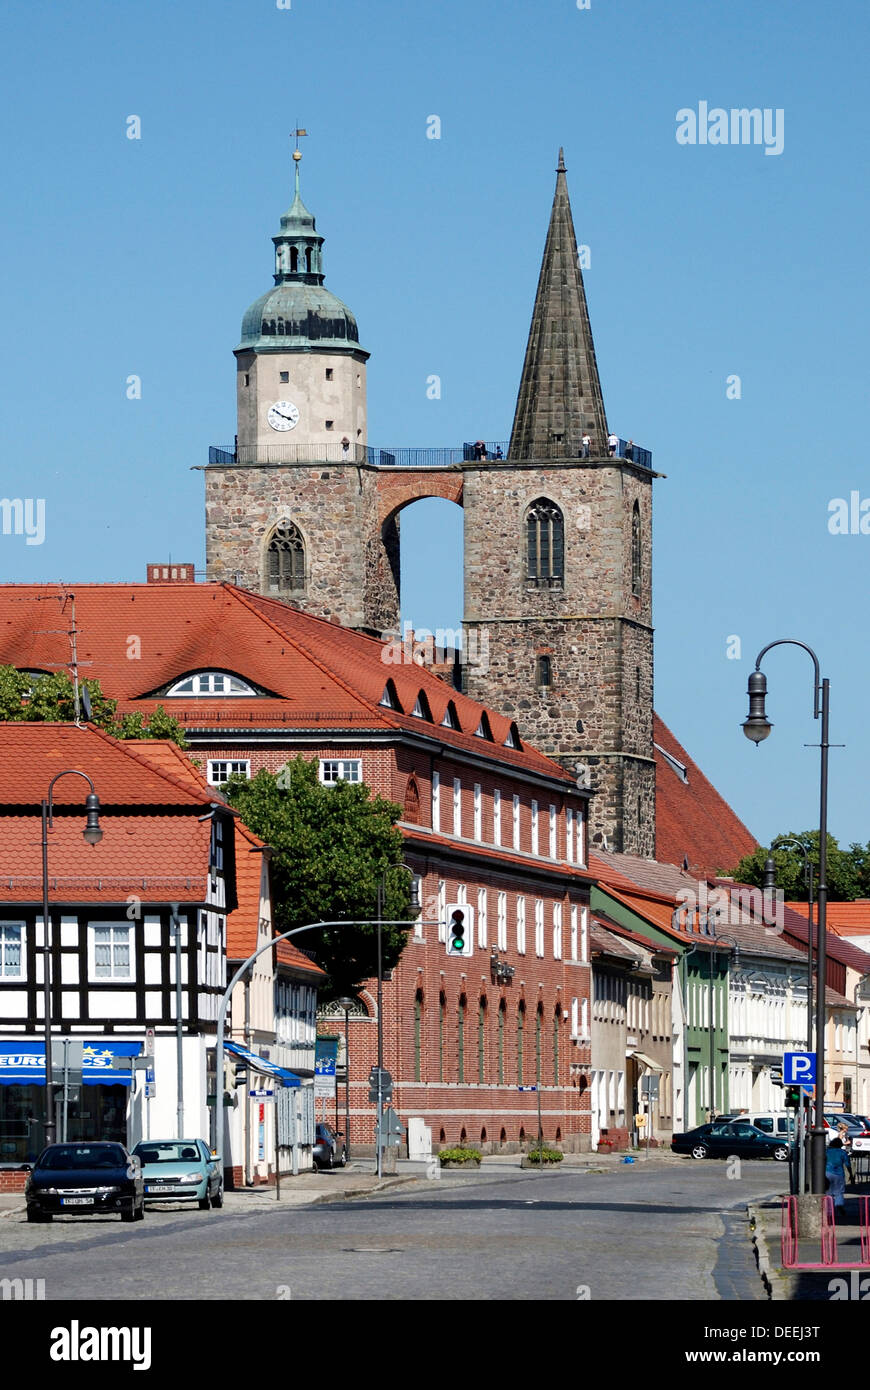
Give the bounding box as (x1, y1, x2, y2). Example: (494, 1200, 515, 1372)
(508, 149, 609, 460)
(272, 130, 325, 286)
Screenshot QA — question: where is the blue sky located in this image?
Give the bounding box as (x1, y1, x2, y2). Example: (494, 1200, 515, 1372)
(1, 0, 868, 851)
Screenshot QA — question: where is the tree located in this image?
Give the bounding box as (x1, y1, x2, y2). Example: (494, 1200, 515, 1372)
(730, 831, 870, 901)
(223, 756, 415, 994)
(0, 666, 187, 748)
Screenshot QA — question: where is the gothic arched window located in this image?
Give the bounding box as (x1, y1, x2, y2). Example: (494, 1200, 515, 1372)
(631, 501, 642, 596)
(290, 247, 299, 273)
(266, 520, 305, 594)
(526, 498, 564, 587)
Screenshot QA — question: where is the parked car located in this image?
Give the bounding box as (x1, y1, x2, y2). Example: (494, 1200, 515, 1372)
(312, 1122, 347, 1169)
(824, 1113, 866, 1141)
(716, 1111, 795, 1138)
(25, 1142, 145, 1223)
(671, 1121, 791, 1161)
(131, 1138, 223, 1209)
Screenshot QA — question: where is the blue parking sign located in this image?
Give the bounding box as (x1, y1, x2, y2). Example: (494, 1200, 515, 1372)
(783, 1052, 816, 1085)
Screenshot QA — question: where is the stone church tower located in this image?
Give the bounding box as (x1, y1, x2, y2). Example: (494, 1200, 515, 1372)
(204, 148, 656, 855)
(462, 151, 656, 856)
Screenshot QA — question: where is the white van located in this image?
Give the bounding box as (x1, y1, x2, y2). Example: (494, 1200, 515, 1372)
(717, 1111, 795, 1138)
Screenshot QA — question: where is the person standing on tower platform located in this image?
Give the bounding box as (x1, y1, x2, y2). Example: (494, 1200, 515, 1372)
(581, 434, 591, 458)
(608, 432, 618, 456)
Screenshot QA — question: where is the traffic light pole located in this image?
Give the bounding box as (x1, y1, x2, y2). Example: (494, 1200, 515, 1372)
(376, 882, 384, 1180)
(212, 917, 426, 1177)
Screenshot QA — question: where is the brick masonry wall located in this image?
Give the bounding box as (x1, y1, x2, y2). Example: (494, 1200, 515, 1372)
(0, 1171, 28, 1191)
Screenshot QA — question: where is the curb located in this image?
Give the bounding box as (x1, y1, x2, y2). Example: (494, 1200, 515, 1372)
(748, 1201, 794, 1301)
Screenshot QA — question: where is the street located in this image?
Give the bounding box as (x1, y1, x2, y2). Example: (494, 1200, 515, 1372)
(0, 1161, 782, 1301)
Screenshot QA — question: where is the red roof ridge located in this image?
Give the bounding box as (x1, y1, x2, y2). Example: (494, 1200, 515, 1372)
(82, 726, 223, 807)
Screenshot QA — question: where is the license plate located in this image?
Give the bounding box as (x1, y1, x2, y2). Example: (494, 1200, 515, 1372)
(146, 1185, 183, 1194)
(61, 1197, 93, 1206)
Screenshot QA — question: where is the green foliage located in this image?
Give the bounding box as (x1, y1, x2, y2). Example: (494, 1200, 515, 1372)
(223, 756, 414, 993)
(0, 667, 187, 748)
(438, 1148, 481, 1165)
(524, 1147, 563, 1164)
(730, 831, 870, 902)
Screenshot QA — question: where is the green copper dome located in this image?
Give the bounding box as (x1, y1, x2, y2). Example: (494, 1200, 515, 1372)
(237, 165, 368, 357)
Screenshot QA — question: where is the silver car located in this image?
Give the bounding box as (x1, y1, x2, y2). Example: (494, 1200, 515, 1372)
(132, 1138, 223, 1209)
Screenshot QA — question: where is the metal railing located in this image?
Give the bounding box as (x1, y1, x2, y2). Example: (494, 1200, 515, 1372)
(207, 436, 652, 469)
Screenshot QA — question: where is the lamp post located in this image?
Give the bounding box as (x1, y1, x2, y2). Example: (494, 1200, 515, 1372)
(743, 640, 830, 1194)
(42, 771, 102, 1147)
(337, 996, 356, 1162)
(763, 838, 815, 1194)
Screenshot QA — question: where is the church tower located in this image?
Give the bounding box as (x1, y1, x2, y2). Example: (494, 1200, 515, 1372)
(205, 144, 375, 626)
(462, 150, 656, 856)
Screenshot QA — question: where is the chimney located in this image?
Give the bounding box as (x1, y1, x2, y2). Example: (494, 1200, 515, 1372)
(146, 563, 196, 584)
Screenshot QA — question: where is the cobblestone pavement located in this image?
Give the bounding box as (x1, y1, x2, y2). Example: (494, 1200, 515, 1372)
(0, 1160, 783, 1300)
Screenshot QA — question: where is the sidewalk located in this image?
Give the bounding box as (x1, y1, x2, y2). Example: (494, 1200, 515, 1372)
(749, 1190, 869, 1300)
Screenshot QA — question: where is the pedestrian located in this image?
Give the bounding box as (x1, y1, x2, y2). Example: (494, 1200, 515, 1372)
(825, 1137, 853, 1211)
(494, 445, 503, 459)
(625, 439, 634, 462)
(581, 434, 591, 458)
(607, 432, 618, 456)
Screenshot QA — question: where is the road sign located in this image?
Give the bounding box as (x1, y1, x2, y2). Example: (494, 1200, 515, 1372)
(250, 1089, 275, 1099)
(783, 1052, 816, 1085)
(368, 1067, 393, 1103)
(517, 1085, 538, 1092)
(640, 1075, 660, 1098)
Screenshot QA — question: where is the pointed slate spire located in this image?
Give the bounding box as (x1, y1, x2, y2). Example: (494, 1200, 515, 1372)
(509, 150, 609, 460)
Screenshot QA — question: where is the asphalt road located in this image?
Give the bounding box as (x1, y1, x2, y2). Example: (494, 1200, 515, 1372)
(0, 1161, 783, 1301)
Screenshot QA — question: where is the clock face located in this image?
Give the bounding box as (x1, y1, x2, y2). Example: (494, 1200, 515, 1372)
(267, 401, 299, 432)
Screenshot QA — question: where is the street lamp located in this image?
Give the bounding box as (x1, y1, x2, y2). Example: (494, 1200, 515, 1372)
(42, 771, 102, 1146)
(337, 996, 356, 1162)
(742, 640, 830, 1194)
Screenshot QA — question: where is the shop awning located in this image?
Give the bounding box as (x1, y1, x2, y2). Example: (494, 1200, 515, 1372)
(0, 1040, 142, 1086)
(225, 1040, 301, 1087)
(630, 1051, 663, 1072)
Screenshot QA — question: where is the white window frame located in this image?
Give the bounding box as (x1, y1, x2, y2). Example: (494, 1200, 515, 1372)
(580, 905, 589, 963)
(531, 800, 539, 856)
(477, 888, 488, 949)
(207, 759, 251, 787)
(473, 783, 482, 841)
(509, 893, 519, 953)
(437, 879, 447, 942)
(553, 902, 563, 960)
(432, 770, 440, 833)
(571, 996, 579, 1037)
(413, 875, 424, 939)
(167, 671, 256, 697)
(88, 922, 134, 982)
(570, 904, 578, 961)
(566, 808, 574, 863)
(549, 804, 557, 859)
(576, 807, 587, 866)
(512, 794, 521, 851)
(318, 758, 362, 785)
(453, 777, 462, 837)
(0, 922, 25, 980)
(581, 997, 589, 1037)
(493, 788, 501, 845)
(535, 899, 544, 957)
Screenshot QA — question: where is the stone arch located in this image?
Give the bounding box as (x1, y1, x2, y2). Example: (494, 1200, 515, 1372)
(365, 474, 465, 639)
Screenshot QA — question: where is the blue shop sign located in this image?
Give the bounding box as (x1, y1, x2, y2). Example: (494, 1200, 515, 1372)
(0, 1040, 142, 1086)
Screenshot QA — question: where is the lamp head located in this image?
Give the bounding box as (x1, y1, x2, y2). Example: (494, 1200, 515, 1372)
(762, 855, 777, 894)
(82, 792, 103, 846)
(742, 669, 772, 744)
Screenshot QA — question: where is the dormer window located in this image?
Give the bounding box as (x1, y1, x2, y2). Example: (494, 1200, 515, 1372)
(441, 701, 461, 731)
(167, 672, 257, 697)
(474, 712, 494, 740)
(379, 680, 401, 710)
(504, 722, 523, 750)
(411, 691, 433, 721)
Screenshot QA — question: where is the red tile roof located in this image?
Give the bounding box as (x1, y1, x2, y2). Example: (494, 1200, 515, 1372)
(786, 900, 870, 939)
(0, 584, 573, 785)
(654, 714, 757, 876)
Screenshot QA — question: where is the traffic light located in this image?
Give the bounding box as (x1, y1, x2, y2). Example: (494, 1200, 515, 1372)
(233, 1061, 248, 1088)
(785, 1085, 801, 1109)
(445, 903, 474, 958)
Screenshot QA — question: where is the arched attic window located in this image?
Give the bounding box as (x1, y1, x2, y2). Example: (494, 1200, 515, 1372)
(167, 672, 257, 696)
(266, 520, 305, 594)
(411, 691, 433, 721)
(379, 680, 401, 711)
(441, 701, 461, 731)
(526, 498, 564, 587)
(504, 722, 522, 750)
(631, 501, 642, 596)
(474, 711, 494, 740)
